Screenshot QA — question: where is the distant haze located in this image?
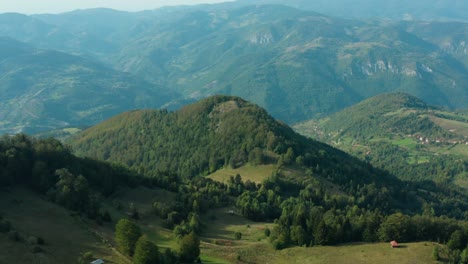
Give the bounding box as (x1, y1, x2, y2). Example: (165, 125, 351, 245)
(0, 0, 233, 14)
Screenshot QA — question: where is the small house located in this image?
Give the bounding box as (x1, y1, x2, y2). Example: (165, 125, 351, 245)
(390, 240, 399, 248)
(91, 259, 104, 264)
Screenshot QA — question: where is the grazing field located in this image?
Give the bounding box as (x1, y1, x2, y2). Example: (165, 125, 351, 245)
(0, 188, 445, 264)
(268, 241, 439, 264)
(0, 188, 128, 264)
(208, 164, 277, 183)
(393, 137, 418, 149)
(430, 116, 468, 138)
(200, 208, 440, 264)
(95, 186, 180, 251)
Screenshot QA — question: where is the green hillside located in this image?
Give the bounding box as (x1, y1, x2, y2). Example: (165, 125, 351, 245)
(69, 95, 371, 185)
(69, 95, 468, 218)
(2, 100, 468, 262)
(294, 93, 468, 185)
(66, 95, 468, 262)
(0, 37, 176, 134)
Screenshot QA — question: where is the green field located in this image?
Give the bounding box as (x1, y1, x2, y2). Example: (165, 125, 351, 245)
(430, 115, 468, 138)
(0, 188, 448, 264)
(199, 208, 441, 264)
(207, 164, 277, 184)
(393, 138, 418, 149)
(0, 188, 129, 264)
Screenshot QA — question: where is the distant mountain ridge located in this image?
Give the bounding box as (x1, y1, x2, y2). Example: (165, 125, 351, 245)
(0, 37, 176, 134)
(235, 0, 468, 21)
(0, 4, 467, 131)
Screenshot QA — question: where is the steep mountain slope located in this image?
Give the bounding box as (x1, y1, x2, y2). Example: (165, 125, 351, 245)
(69, 95, 350, 179)
(0, 37, 175, 134)
(34, 6, 468, 122)
(403, 21, 468, 68)
(1, 5, 467, 124)
(294, 93, 468, 185)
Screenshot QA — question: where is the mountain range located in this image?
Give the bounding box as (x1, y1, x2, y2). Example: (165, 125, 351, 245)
(1, 2, 468, 263)
(1, 3, 468, 133)
(0, 37, 175, 134)
(234, 0, 468, 21)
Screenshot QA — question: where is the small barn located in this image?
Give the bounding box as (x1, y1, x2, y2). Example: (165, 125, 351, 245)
(390, 240, 399, 248)
(90, 259, 104, 264)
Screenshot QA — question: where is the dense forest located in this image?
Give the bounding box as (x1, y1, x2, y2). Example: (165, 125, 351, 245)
(1, 131, 468, 262)
(0, 134, 137, 216)
(0, 96, 466, 262)
(64, 96, 468, 261)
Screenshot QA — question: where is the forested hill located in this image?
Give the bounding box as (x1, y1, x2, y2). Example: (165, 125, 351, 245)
(69, 95, 468, 219)
(299, 93, 440, 139)
(294, 93, 468, 185)
(0, 134, 138, 216)
(70, 95, 362, 180)
(2, 4, 468, 128)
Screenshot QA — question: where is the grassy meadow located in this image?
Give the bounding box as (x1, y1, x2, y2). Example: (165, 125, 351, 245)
(207, 164, 277, 184)
(0, 188, 129, 264)
(0, 187, 446, 264)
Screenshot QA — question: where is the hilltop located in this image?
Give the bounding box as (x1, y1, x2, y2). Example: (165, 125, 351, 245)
(294, 93, 468, 185)
(70, 95, 369, 183)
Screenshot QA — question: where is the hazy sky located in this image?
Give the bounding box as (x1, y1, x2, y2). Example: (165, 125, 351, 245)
(0, 0, 233, 14)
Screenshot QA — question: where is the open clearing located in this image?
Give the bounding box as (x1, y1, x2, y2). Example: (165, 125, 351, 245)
(199, 208, 439, 264)
(430, 116, 468, 138)
(0, 188, 444, 264)
(0, 188, 128, 264)
(208, 164, 276, 183)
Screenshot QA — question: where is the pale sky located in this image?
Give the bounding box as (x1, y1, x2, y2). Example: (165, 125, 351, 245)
(0, 0, 234, 14)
